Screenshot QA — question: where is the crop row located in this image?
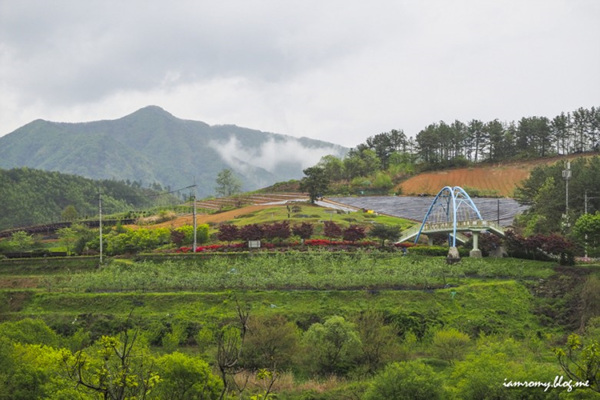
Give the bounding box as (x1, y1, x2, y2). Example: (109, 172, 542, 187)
(40, 252, 555, 293)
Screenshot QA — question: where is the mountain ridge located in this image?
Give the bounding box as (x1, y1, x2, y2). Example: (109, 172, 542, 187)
(0, 106, 348, 197)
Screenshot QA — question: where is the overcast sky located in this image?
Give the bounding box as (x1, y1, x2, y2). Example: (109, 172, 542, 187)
(1, 0, 598, 147)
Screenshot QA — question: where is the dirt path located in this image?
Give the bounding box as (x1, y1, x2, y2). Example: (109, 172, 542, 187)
(148, 204, 278, 228)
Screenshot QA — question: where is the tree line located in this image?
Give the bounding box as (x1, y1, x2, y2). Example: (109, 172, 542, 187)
(414, 106, 599, 166)
(310, 106, 598, 182)
(300, 105, 599, 199)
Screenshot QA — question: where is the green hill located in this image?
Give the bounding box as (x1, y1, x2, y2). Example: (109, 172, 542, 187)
(0, 167, 174, 230)
(0, 106, 348, 198)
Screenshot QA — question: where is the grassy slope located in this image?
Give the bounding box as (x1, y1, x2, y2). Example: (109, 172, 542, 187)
(145, 202, 414, 235)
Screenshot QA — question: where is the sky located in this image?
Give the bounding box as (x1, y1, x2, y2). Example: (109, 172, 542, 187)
(1, 0, 598, 148)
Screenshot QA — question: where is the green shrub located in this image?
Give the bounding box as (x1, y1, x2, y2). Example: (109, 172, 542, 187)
(174, 224, 210, 246)
(409, 245, 469, 257)
(154, 352, 222, 399)
(0, 319, 60, 347)
(372, 172, 394, 190)
(363, 360, 446, 400)
(431, 328, 471, 362)
(240, 315, 300, 371)
(302, 316, 361, 376)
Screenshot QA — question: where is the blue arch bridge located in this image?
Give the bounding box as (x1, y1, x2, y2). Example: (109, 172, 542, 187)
(396, 186, 505, 258)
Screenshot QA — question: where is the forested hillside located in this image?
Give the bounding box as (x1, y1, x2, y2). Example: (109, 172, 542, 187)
(0, 168, 177, 230)
(0, 106, 347, 197)
(304, 106, 599, 197)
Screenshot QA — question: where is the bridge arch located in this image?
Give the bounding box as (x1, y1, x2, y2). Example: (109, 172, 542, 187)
(414, 186, 483, 247)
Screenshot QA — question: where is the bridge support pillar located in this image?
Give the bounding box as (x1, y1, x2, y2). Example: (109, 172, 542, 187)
(470, 231, 482, 258)
(428, 236, 434, 246)
(447, 247, 461, 264)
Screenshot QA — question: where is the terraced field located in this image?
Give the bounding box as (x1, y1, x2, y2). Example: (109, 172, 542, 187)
(398, 165, 530, 197)
(397, 154, 596, 197)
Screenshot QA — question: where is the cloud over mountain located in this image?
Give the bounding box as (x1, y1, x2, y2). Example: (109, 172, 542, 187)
(0, 106, 348, 197)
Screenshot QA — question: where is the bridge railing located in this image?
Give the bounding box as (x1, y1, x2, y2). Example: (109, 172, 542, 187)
(397, 220, 505, 243)
(424, 220, 504, 232)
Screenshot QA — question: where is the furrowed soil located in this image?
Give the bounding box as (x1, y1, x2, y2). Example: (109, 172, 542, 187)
(398, 154, 595, 197)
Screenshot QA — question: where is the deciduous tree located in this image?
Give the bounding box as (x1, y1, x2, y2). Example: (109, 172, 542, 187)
(299, 166, 329, 204)
(215, 169, 242, 198)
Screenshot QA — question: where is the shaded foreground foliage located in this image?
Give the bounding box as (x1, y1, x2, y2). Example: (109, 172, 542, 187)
(1, 253, 600, 398)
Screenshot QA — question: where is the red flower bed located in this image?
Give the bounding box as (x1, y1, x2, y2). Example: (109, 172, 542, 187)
(175, 238, 380, 253)
(304, 239, 377, 247)
(394, 242, 416, 248)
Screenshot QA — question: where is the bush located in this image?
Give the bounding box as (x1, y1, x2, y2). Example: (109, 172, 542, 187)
(372, 172, 394, 190)
(431, 328, 471, 362)
(154, 352, 223, 399)
(302, 316, 361, 376)
(0, 319, 60, 347)
(504, 230, 575, 264)
(342, 225, 366, 242)
(262, 221, 291, 241)
(240, 315, 300, 371)
(323, 221, 343, 239)
(174, 224, 209, 246)
(363, 360, 446, 400)
(408, 245, 469, 257)
(580, 275, 600, 330)
(217, 223, 239, 242)
(292, 222, 314, 240)
(239, 224, 264, 241)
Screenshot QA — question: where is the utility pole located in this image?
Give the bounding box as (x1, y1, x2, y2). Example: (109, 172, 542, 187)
(584, 190, 599, 259)
(192, 181, 197, 253)
(562, 161, 571, 230)
(98, 189, 103, 264)
(497, 198, 500, 225)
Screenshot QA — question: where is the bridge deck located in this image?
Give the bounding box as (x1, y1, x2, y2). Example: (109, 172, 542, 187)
(397, 220, 504, 243)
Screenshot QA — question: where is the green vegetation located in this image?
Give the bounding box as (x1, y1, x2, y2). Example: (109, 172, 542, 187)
(0, 167, 178, 231)
(229, 204, 409, 231)
(513, 156, 600, 257)
(299, 106, 600, 197)
(0, 106, 348, 200)
(2, 251, 600, 398)
(215, 169, 243, 198)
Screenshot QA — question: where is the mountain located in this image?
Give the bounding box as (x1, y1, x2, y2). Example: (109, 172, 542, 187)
(0, 106, 348, 197)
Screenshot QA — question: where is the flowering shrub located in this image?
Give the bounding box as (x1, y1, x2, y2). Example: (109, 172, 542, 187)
(304, 239, 377, 247)
(394, 242, 416, 248)
(176, 238, 380, 253)
(177, 243, 245, 253)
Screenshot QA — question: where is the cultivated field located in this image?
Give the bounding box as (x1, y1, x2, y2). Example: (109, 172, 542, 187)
(398, 154, 595, 197)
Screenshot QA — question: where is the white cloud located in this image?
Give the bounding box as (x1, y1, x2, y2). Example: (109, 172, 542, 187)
(208, 136, 344, 175)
